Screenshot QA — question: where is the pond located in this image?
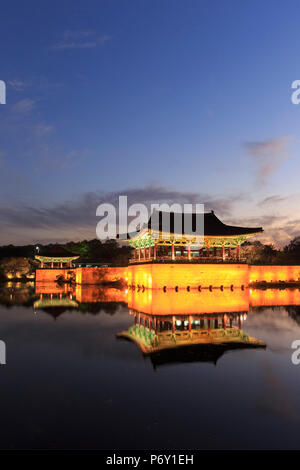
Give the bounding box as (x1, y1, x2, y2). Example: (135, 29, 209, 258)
(0, 283, 299, 450)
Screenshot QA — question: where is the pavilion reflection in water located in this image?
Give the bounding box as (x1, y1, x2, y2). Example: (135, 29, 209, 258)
(117, 290, 266, 366)
(31, 283, 300, 365)
(33, 284, 78, 319)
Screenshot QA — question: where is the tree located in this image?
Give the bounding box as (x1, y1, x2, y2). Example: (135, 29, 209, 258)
(284, 237, 300, 263)
(0, 257, 32, 279)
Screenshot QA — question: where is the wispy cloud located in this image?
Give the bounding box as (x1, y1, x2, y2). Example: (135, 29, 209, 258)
(260, 195, 290, 206)
(0, 184, 246, 243)
(34, 124, 54, 137)
(245, 136, 291, 185)
(7, 79, 31, 91)
(226, 212, 300, 247)
(11, 98, 36, 114)
(51, 30, 111, 51)
(41, 149, 86, 170)
(0, 182, 297, 246)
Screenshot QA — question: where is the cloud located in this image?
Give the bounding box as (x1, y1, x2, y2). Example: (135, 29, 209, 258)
(260, 195, 290, 206)
(244, 136, 291, 185)
(7, 79, 31, 91)
(41, 149, 86, 170)
(226, 212, 300, 247)
(0, 184, 246, 243)
(11, 98, 36, 114)
(0, 183, 297, 246)
(51, 31, 111, 50)
(34, 124, 54, 137)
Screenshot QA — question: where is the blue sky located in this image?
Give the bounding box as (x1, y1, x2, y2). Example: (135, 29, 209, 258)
(0, 0, 300, 244)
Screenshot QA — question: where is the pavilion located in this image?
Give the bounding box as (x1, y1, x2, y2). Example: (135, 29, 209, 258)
(35, 245, 79, 269)
(127, 210, 263, 263)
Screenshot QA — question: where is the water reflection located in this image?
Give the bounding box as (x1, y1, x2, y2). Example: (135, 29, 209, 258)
(0, 282, 300, 449)
(2, 283, 300, 354)
(1, 282, 300, 314)
(117, 311, 265, 366)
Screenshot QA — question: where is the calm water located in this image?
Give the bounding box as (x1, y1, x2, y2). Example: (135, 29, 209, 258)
(0, 283, 300, 450)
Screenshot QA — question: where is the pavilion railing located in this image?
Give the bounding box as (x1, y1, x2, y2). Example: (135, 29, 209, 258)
(129, 256, 246, 264)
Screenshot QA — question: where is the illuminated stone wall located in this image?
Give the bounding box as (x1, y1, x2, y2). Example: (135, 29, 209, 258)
(35, 267, 128, 285)
(127, 263, 249, 289)
(75, 267, 128, 285)
(35, 268, 70, 283)
(35, 264, 300, 288)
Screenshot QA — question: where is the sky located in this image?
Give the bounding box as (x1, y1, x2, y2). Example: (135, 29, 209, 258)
(0, 0, 300, 246)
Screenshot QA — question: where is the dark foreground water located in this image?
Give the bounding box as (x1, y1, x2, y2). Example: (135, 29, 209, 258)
(0, 284, 300, 450)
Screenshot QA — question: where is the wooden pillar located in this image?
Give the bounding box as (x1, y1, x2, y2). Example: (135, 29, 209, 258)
(41, 260, 44, 268)
(223, 314, 227, 330)
(154, 244, 157, 260)
(154, 317, 157, 334)
(206, 244, 210, 257)
(60, 261, 63, 268)
(236, 245, 240, 261)
(188, 315, 192, 332)
(149, 246, 152, 259)
(171, 243, 175, 261)
(222, 244, 225, 261)
(143, 247, 146, 260)
(138, 248, 141, 261)
(51, 262, 54, 268)
(188, 244, 191, 261)
(228, 247, 231, 258)
(172, 315, 175, 334)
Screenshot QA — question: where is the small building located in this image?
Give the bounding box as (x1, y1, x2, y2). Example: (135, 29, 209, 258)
(127, 210, 263, 263)
(35, 245, 79, 269)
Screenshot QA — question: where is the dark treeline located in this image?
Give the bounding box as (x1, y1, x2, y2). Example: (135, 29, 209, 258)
(0, 239, 132, 267)
(242, 237, 300, 265)
(0, 236, 299, 268)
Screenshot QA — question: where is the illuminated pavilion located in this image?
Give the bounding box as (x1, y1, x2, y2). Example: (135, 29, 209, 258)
(35, 245, 79, 269)
(127, 210, 263, 263)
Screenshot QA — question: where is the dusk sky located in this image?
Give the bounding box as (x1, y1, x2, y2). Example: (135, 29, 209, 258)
(1, 0, 300, 245)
